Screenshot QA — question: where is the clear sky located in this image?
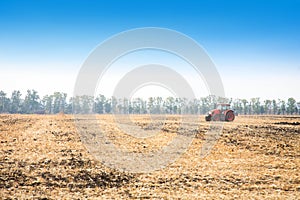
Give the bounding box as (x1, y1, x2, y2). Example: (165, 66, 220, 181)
(0, 0, 300, 100)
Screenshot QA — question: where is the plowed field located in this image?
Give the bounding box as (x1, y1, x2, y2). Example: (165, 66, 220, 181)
(0, 114, 299, 199)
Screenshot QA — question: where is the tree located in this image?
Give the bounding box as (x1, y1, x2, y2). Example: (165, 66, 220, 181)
(189, 98, 200, 114)
(121, 98, 129, 114)
(81, 95, 94, 114)
(217, 96, 229, 104)
(52, 92, 67, 113)
(241, 99, 248, 115)
(174, 98, 182, 114)
(42, 95, 53, 114)
(264, 99, 272, 114)
(0, 91, 10, 113)
(232, 99, 242, 115)
(22, 90, 41, 113)
(111, 96, 118, 114)
(181, 98, 189, 114)
(287, 97, 296, 115)
(278, 99, 286, 115)
(132, 98, 144, 114)
(200, 97, 210, 114)
(64, 101, 72, 114)
(147, 97, 155, 114)
(60, 93, 67, 113)
(141, 99, 147, 114)
(164, 97, 175, 114)
(104, 98, 112, 114)
(251, 98, 261, 114)
(207, 95, 218, 110)
(9, 90, 22, 113)
(94, 95, 106, 114)
(71, 96, 81, 114)
(272, 100, 278, 115)
(154, 97, 163, 114)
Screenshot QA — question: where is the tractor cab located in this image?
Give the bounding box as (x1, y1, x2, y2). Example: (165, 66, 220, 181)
(216, 104, 231, 112)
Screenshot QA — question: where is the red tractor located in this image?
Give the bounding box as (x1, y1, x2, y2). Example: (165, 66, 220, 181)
(205, 103, 235, 122)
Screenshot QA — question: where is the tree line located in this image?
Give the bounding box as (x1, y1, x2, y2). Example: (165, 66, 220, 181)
(0, 89, 299, 115)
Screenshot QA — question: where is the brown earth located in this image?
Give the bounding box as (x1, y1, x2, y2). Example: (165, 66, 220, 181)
(0, 114, 299, 199)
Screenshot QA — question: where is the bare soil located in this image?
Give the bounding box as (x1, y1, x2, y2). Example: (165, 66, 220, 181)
(0, 114, 299, 199)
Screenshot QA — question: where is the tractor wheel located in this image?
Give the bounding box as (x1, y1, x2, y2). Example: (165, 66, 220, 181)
(225, 111, 235, 122)
(212, 114, 220, 121)
(205, 115, 211, 121)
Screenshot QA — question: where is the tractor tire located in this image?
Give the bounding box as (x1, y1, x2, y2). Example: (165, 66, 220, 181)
(205, 115, 211, 121)
(225, 111, 235, 122)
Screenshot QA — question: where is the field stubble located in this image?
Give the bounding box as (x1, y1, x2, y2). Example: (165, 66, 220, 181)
(0, 114, 299, 199)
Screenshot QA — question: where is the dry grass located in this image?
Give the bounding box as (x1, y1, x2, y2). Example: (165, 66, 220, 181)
(0, 114, 299, 199)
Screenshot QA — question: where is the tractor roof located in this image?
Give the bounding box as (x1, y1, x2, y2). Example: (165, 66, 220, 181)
(217, 103, 230, 106)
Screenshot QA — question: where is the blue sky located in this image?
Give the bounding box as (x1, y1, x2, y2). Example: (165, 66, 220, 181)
(0, 0, 300, 100)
